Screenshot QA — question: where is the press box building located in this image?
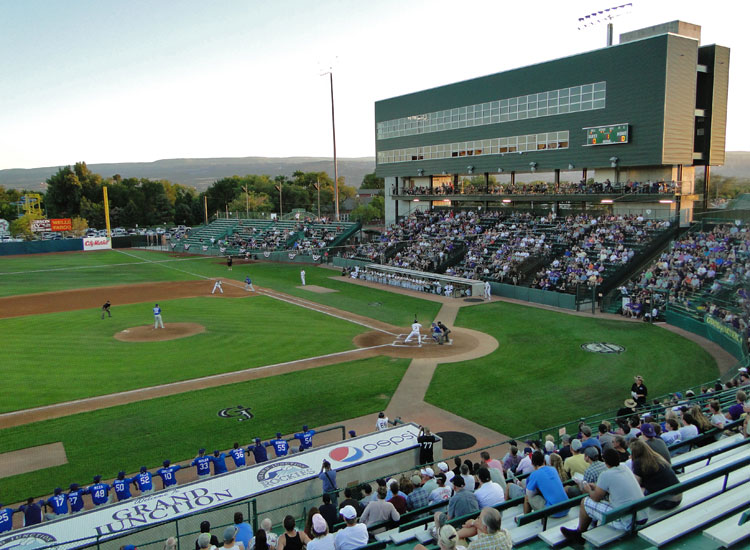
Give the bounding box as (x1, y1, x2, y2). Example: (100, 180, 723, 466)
(375, 21, 729, 225)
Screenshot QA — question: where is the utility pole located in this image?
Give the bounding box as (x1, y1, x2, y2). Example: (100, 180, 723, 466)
(275, 184, 283, 219)
(321, 69, 340, 221)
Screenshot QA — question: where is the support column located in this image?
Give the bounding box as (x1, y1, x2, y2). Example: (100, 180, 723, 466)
(582, 168, 588, 183)
(703, 165, 711, 209)
(511, 171, 516, 186)
(484, 172, 490, 194)
(554, 169, 560, 185)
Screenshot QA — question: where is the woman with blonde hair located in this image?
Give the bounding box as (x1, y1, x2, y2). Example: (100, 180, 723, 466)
(629, 439, 681, 509)
(689, 404, 712, 433)
(549, 453, 568, 482)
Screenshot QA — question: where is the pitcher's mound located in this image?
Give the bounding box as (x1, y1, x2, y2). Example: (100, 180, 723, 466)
(115, 323, 206, 342)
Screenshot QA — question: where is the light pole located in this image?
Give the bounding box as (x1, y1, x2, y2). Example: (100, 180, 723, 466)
(321, 69, 339, 221)
(241, 185, 249, 218)
(275, 184, 283, 219)
(313, 178, 321, 220)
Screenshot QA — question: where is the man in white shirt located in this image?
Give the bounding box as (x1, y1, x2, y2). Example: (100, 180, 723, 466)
(473, 468, 505, 508)
(335, 505, 370, 550)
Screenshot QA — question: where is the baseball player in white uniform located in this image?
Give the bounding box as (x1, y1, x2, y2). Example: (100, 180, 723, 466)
(404, 318, 423, 344)
(300, 269, 306, 285)
(212, 279, 224, 294)
(153, 304, 164, 329)
(484, 281, 491, 301)
(376, 412, 389, 431)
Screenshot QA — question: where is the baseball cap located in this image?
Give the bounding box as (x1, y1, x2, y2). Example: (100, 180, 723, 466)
(163, 460, 171, 467)
(123, 546, 137, 550)
(223, 526, 237, 542)
(197, 533, 212, 549)
(583, 447, 600, 460)
(640, 423, 656, 438)
(438, 525, 458, 548)
(303, 425, 308, 431)
(410, 474, 422, 485)
(199, 448, 206, 454)
(140, 466, 148, 473)
(54, 488, 62, 495)
(70, 483, 79, 491)
(312, 513, 327, 535)
(420, 467, 435, 477)
(739, 367, 748, 373)
(255, 438, 261, 443)
(437, 461, 449, 472)
(571, 439, 583, 452)
(277, 432, 282, 438)
(340, 505, 357, 520)
(94, 475, 102, 482)
(378, 412, 385, 418)
(118, 471, 125, 478)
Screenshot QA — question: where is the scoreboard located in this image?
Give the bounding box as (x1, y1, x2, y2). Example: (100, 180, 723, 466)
(584, 123, 629, 145)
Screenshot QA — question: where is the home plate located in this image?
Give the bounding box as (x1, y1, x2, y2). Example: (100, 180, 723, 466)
(391, 334, 451, 347)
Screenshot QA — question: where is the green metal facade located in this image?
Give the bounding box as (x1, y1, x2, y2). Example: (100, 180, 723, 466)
(375, 34, 687, 177)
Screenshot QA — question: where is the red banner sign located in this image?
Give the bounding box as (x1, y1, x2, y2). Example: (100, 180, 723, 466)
(50, 218, 72, 231)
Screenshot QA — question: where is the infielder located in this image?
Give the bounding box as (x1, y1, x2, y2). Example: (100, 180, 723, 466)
(212, 279, 224, 294)
(153, 303, 164, 329)
(244, 276, 255, 292)
(101, 300, 111, 319)
(404, 318, 423, 344)
(300, 269, 306, 285)
(484, 281, 492, 301)
(227, 256, 233, 271)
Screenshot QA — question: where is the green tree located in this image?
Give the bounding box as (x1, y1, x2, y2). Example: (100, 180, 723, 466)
(45, 166, 82, 217)
(10, 212, 42, 240)
(361, 172, 384, 189)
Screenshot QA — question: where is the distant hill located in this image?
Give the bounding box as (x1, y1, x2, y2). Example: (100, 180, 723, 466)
(0, 156, 376, 191)
(1, 152, 749, 192)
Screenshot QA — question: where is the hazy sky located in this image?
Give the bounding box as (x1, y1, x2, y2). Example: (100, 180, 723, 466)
(0, 0, 746, 170)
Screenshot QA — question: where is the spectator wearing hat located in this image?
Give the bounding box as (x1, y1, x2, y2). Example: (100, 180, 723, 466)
(113, 471, 136, 502)
(335, 505, 369, 550)
(68, 483, 85, 514)
(631, 375, 648, 407)
(44, 488, 68, 519)
(563, 439, 587, 478)
(616, 399, 638, 431)
(579, 426, 602, 454)
(195, 521, 220, 550)
(234, 512, 254, 550)
(88, 475, 111, 506)
(192, 449, 212, 477)
(407, 474, 430, 511)
(212, 450, 229, 474)
(360, 486, 400, 527)
(447, 474, 478, 520)
(640, 422, 671, 463)
(582, 447, 606, 484)
(474, 468, 505, 508)
(19, 497, 42, 526)
(421, 467, 438, 494)
(307, 513, 334, 550)
(222, 526, 244, 550)
(277, 515, 309, 550)
(523, 451, 568, 516)
(437, 461, 455, 485)
(415, 524, 464, 550)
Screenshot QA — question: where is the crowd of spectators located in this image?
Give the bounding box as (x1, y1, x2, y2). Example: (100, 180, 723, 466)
(393, 179, 678, 197)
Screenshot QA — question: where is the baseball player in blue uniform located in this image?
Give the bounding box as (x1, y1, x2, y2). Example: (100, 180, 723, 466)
(211, 450, 228, 474)
(153, 303, 164, 329)
(113, 471, 136, 501)
(68, 483, 85, 514)
(248, 438, 268, 464)
(192, 449, 212, 476)
(244, 276, 255, 292)
(135, 466, 154, 494)
(44, 488, 69, 519)
(268, 433, 289, 457)
(157, 460, 182, 489)
(294, 425, 316, 450)
(87, 475, 111, 507)
(229, 443, 247, 468)
(0, 504, 15, 534)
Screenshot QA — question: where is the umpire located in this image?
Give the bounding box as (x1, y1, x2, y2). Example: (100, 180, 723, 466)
(101, 300, 112, 319)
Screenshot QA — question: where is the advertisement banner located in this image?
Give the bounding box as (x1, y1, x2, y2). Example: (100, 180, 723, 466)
(50, 219, 73, 232)
(31, 219, 51, 232)
(82, 238, 112, 251)
(0, 425, 420, 550)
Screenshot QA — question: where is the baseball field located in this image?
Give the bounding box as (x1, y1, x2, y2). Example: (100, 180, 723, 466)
(0, 248, 721, 504)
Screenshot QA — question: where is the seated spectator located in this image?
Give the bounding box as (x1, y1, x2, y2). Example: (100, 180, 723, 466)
(196, 521, 220, 550)
(197, 533, 217, 550)
(473, 467, 505, 508)
(307, 514, 335, 550)
(563, 439, 587, 479)
(388, 481, 407, 513)
(359, 484, 376, 508)
(339, 488, 362, 517)
(580, 425, 602, 453)
(251, 519, 277, 550)
(222, 526, 244, 550)
(360, 486, 399, 527)
(447, 474, 478, 520)
(524, 451, 568, 517)
(277, 515, 310, 550)
(598, 422, 615, 452)
(456, 507, 513, 550)
(334, 506, 369, 550)
(319, 494, 338, 532)
(560, 449, 646, 544)
(502, 445, 522, 473)
(629, 440, 682, 510)
(429, 474, 453, 505)
(661, 418, 683, 447)
(726, 390, 747, 421)
(679, 412, 701, 441)
(406, 474, 429, 511)
(640, 423, 671, 464)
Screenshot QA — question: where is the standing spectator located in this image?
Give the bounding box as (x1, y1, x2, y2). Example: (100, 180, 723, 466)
(447, 474, 478, 520)
(417, 426, 437, 465)
(44, 488, 68, 519)
(234, 512, 254, 550)
(307, 514, 335, 550)
(334, 506, 368, 550)
(319, 460, 339, 508)
(211, 450, 229, 474)
(192, 449, 212, 477)
(560, 449, 646, 544)
(295, 425, 316, 450)
(524, 451, 568, 516)
(195, 521, 220, 550)
(631, 376, 648, 407)
(88, 475, 111, 506)
(19, 498, 42, 526)
(157, 460, 182, 489)
(360, 487, 400, 527)
(319, 494, 338, 531)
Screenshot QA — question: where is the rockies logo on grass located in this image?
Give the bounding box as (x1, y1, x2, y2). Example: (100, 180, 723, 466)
(218, 405, 255, 421)
(581, 342, 626, 354)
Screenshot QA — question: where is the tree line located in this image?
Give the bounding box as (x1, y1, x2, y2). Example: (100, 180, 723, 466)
(1, 162, 385, 236)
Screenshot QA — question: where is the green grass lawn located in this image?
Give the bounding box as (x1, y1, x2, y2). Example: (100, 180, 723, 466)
(425, 301, 719, 437)
(0, 356, 410, 504)
(1, 295, 365, 413)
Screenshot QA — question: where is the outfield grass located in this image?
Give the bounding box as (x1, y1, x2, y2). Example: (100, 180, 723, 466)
(0, 356, 410, 504)
(2, 295, 365, 412)
(426, 301, 719, 437)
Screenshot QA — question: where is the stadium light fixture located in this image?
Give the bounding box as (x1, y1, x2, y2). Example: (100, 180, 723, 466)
(609, 156, 619, 168)
(467, 165, 474, 174)
(577, 3, 633, 47)
(529, 162, 538, 173)
(320, 68, 340, 221)
(502, 199, 512, 203)
(601, 199, 614, 204)
(417, 168, 424, 176)
(659, 200, 674, 204)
